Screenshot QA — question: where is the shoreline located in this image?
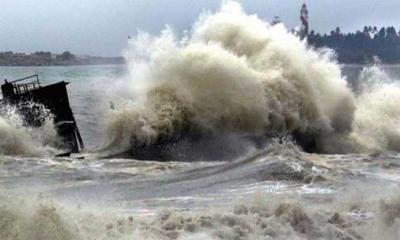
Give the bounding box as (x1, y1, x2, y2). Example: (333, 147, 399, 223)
(0, 51, 125, 67)
(0, 62, 126, 67)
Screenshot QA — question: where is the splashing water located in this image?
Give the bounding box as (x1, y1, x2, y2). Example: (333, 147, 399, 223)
(0, 103, 59, 156)
(101, 1, 357, 157)
(2, 189, 400, 240)
(1, 2, 400, 239)
(100, 2, 400, 158)
(350, 64, 400, 152)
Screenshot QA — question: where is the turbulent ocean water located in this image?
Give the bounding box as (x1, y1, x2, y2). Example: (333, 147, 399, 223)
(1, 2, 400, 239)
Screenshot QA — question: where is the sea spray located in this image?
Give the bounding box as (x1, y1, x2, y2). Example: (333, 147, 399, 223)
(0, 104, 58, 156)
(1, 189, 400, 240)
(102, 1, 357, 157)
(349, 64, 400, 152)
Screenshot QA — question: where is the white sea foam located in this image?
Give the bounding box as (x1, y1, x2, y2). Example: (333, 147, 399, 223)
(1, 190, 400, 240)
(0, 104, 58, 156)
(350, 64, 400, 152)
(102, 1, 359, 156)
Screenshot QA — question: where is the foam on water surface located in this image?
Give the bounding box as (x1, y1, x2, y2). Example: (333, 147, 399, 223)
(1, 1, 400, 239)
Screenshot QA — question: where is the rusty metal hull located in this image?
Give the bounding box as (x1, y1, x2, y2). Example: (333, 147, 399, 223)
(2, 79, 83, 153)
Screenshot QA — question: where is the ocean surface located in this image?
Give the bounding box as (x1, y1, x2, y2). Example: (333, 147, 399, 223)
(0, 64, 399, 240)
(1, 3, 400, 240)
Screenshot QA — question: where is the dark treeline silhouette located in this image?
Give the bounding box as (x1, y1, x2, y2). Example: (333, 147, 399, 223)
(308, 26, 400, 64)
(0, 51, 125, 66)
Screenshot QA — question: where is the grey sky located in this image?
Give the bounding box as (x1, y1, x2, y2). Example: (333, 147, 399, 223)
(1, 0, 399, 56)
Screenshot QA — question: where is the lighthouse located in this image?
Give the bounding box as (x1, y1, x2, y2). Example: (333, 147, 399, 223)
(300, 3, 309, 39)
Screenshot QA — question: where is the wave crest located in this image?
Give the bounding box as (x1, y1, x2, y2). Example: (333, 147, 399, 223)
(102, 1, 398, 158)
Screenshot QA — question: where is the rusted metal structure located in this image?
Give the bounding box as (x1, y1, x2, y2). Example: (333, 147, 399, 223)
(1, 75, 84, 153)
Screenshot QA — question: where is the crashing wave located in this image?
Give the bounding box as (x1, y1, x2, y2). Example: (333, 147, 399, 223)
(101, 1, 358, 159)
(98, 1, 400, 160)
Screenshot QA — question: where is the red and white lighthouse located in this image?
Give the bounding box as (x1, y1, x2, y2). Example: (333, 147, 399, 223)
(300, 3, 309, 39)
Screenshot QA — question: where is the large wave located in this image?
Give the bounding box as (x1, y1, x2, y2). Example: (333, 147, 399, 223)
(101, 1, 399, 157)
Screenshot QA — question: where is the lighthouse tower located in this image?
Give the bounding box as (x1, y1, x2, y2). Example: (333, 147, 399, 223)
(300, 3, 309, 39)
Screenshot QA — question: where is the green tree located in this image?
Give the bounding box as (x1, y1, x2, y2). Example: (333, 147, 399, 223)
(57, 51, 76, 61)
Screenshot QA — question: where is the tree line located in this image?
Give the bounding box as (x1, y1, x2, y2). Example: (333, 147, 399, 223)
(0, 51, 80, 66)
(0, 51, 124, 66)
(307, 26, 400, 64)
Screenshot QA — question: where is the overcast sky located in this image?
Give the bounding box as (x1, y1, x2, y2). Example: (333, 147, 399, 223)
(0, 0, 399, 56)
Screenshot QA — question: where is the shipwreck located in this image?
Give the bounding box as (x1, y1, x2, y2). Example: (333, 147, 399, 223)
(1, 74, 84, 153)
